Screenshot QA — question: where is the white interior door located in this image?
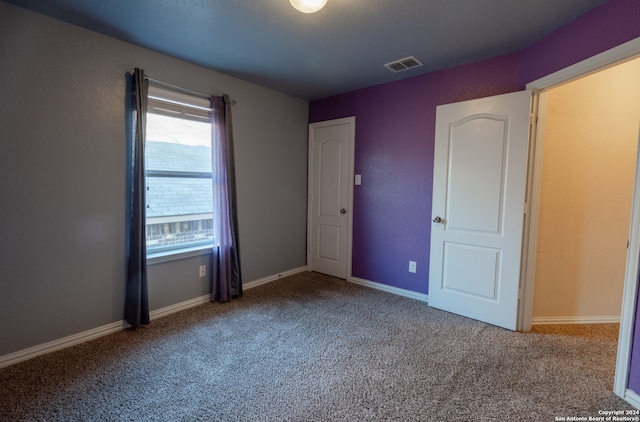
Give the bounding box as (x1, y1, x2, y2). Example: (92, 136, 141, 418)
(428, 91, 531, 330)
(308, 117, 355, 279)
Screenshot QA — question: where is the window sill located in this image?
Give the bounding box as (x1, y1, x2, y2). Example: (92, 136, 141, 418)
(147, 244, 216, 265)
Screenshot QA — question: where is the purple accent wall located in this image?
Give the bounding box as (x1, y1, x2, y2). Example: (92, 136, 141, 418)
(518, 0, 640, 88)
(629, 272, 640, 393)
(309, 0, 640, 393)
(309, 54, 520, 293)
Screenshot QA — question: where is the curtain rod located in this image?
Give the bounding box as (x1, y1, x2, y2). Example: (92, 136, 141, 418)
(143, 75, 236, 105)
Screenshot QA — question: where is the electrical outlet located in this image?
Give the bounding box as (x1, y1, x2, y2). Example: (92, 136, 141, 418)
(409, 261, 417, 273)
(199, 265, 206, 277)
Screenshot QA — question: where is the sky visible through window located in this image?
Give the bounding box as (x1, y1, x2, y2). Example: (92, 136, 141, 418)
(146, 113, 210, 146)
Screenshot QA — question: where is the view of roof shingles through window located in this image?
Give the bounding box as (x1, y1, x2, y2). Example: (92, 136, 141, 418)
(145, 141, 212, 219)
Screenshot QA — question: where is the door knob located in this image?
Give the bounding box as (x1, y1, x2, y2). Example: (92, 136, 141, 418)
(340, 208, 347, 215)
(433, 216, 442, 223)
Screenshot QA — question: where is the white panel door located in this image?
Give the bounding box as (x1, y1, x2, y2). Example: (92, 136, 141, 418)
(308, 118, 354, 279)
(428, 91, 531, 330)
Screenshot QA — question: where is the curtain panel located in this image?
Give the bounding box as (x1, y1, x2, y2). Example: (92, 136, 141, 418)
(211, 94, 242, 302)
(125, 68, 150, 327)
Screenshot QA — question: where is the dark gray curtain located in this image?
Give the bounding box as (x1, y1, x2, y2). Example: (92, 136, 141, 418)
(125, 68, 150, 326)
(211, 94, 242, 301)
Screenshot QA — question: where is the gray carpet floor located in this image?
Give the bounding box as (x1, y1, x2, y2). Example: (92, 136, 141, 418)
(0, 271, 633, 421)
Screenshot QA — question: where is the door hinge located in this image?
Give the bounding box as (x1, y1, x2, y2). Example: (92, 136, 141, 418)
(529, 113, 538, 125)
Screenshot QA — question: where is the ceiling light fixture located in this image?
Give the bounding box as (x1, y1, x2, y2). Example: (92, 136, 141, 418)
(289, 0, 327, 14)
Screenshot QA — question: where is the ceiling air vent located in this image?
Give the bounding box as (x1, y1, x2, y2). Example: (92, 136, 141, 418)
(384, 56, 423, 73)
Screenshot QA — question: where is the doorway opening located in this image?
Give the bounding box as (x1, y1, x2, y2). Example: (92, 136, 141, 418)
(531, 57, 640, 326)
(528, 57, 640, 404)
(522, 37, 640, 403)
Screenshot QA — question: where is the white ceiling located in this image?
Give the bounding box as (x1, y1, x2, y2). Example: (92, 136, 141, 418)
(5, 0, 607, 100)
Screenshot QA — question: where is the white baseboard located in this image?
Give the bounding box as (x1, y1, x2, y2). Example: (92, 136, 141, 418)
(243, 266, 308, 290)
(0, 266, 308, 369)
(349, 276, 429, 303)
(625, 389, 640, 410)
(531, 315, 620, 325)
(0, 320, 126, 369)
(149, 294, 212, 321)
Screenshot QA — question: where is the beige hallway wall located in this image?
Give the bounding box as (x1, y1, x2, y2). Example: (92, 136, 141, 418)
(533, 58, 640, 321)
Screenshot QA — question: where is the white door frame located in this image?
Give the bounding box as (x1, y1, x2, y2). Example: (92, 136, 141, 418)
(520, 36, 640, 403)
(307, 117, 355, 279)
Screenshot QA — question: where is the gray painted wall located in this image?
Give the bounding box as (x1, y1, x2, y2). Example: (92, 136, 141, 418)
(0, 1, 309, 356)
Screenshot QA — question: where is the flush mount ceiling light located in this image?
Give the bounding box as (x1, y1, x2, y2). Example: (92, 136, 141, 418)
(289, 0, 328, 13)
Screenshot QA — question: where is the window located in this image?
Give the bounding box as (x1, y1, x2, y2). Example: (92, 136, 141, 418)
(145, 85, 213, 254)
